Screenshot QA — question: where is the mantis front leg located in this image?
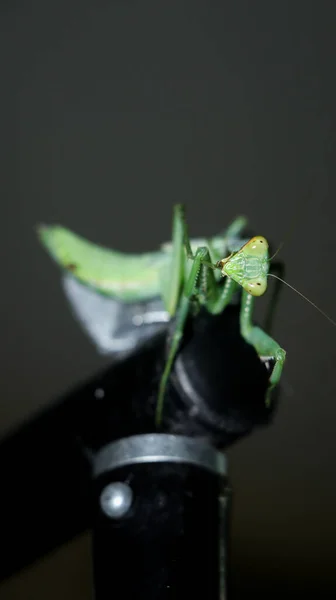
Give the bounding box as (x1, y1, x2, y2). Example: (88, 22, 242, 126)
(240, 290, 286, 405)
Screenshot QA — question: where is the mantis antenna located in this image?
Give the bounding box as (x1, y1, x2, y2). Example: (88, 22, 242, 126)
(268, 273, 336, 328)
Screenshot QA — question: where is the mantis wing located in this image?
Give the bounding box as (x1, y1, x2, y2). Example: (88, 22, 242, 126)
(37, 224, 167, 302)
(38, 224, 171, 355)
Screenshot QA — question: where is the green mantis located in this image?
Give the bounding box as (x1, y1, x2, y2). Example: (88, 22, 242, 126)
(37, 204, 286, 425)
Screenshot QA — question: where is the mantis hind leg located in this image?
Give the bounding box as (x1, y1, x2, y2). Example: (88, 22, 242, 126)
(209, 216, 248, 262)
(160, 206, 183, 316)
(240, 290, 286, 405)
(160, 204, 194, 316)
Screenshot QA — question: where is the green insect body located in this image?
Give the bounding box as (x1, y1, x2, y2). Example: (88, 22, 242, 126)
(37, 216, 247, 314)
(38, 207, 286, 426)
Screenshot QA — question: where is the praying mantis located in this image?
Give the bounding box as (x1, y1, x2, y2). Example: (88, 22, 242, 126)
(37, 204, 286, 425)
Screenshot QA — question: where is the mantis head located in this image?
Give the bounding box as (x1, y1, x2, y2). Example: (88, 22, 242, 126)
(220, 236, 269, 297)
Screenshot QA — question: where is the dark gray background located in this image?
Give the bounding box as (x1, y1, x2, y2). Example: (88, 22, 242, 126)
(1, 1, 336, 597)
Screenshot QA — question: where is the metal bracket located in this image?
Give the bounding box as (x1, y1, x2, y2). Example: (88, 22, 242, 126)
(93, 433, 227, 478)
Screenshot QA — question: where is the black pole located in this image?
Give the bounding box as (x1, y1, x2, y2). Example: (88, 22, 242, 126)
(92, 435, 230, 600)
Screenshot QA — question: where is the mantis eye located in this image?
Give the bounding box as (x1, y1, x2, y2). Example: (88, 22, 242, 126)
(243, 279, 267, 297)
(244, 236, 269, 256)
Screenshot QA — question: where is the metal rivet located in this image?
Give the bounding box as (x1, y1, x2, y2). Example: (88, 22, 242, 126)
(99, 482, 133, 519)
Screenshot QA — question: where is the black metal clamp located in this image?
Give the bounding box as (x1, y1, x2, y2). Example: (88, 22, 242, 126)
(0, 302, 276, 598)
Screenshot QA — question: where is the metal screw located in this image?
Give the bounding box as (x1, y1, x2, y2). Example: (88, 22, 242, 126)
(99, 482, 133, 519)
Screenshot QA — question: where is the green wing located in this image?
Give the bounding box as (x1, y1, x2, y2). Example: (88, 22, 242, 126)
(37, 225, 167, 303)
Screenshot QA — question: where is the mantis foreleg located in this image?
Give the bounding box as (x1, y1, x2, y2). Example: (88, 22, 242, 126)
(240, 290, 286, 405)
(263, 260, 285, 335)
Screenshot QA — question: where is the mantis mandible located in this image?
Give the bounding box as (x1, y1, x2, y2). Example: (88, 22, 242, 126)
(37, 205, 286, 425)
